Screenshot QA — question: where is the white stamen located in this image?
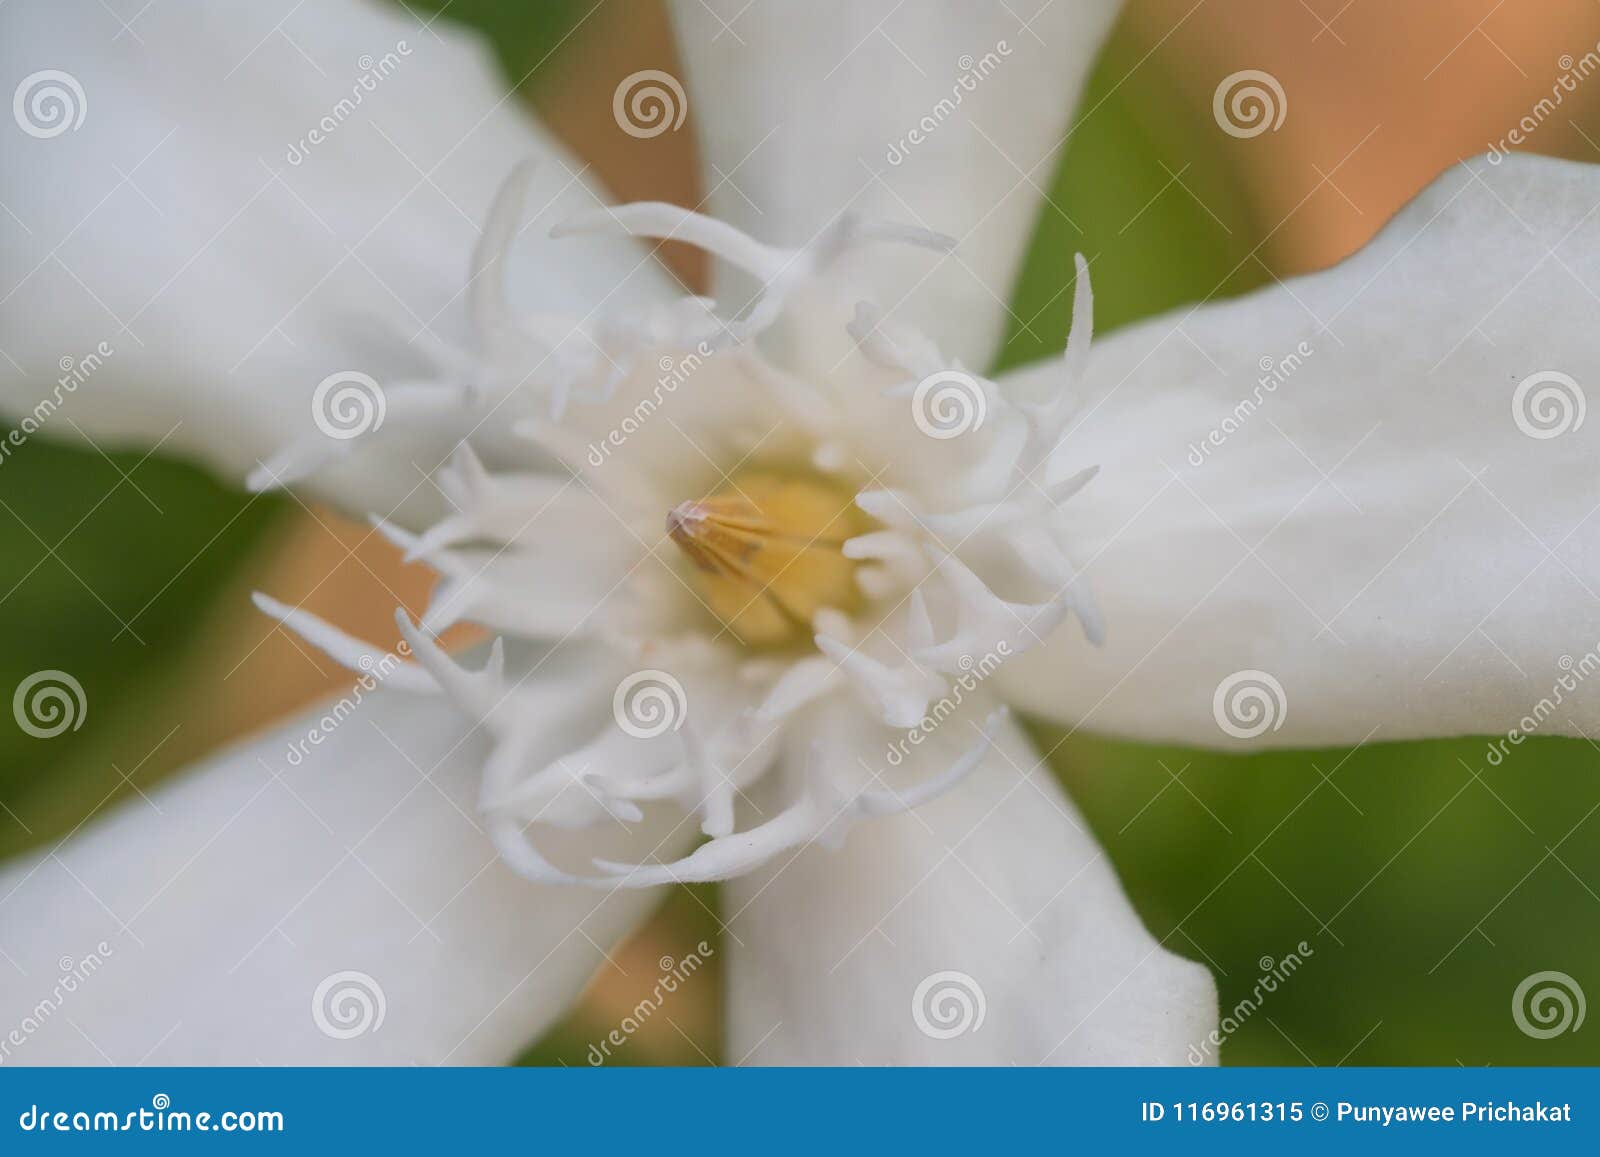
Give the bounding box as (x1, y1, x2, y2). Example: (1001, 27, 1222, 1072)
(251, 593, 437, 694)
(854, 709, 1004, 816)
(815, 632, 943, 729)
(253, 171, 1105, 893)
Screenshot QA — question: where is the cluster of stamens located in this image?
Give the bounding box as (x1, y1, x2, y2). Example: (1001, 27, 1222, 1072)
(248, 161, 1104, 888)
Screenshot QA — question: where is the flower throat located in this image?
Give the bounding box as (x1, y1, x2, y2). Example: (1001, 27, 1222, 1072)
(667, 470, 867, 646)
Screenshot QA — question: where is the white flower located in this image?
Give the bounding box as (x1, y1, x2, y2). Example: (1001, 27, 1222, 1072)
(1, 0, 1594, 1067)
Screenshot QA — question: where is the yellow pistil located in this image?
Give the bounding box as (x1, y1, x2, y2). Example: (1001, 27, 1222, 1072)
(667, 470, 867, 646)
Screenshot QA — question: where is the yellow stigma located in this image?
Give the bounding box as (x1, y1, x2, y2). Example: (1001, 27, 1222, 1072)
(667, 470, 866, 646)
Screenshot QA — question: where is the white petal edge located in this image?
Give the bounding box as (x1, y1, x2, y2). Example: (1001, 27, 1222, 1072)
(0, 0, 672, 521)
(0, 683, 691, 1064)
(724, 708, 1216, 1064)
(996, 153, 1600, 749)
(668, 0, 1121, 371)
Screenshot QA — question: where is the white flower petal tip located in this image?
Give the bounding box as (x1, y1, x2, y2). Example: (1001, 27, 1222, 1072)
(0, 677, 688, 1064)
(468, 158, 541, 356)
(368, 516, 420, 556)
(998, 153, 1600, 748)
(243, 465, 283, 494)
(669, 0, 1122, 369)
(722, 712, 1217, 1065)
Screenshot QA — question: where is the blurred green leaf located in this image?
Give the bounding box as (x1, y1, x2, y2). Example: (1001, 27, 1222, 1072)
(995, 29, 1261, 371)
(0, 440, 287, 858)
(399, 0, 585, 94)
(1038, 727, 1600, 1065)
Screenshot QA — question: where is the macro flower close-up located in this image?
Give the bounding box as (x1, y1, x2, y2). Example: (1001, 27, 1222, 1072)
(3, 0, 1600, 1078)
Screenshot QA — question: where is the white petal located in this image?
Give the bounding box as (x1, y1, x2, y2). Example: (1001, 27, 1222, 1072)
(997, 153, 1600, 748)
(0, 684, 689, 1064)
(724, 710, 1215, 1063)
(669, 0, 1121, 369)
(0, 0, 670, 520)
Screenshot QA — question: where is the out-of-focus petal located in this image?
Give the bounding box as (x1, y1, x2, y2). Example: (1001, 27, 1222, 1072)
(724, 708, 1215, 1063)
(0, 0, 671, 520)
(998, 154, 1600, 749)
(0, 682, 691, 1063)
(669, 0, 1121, 370)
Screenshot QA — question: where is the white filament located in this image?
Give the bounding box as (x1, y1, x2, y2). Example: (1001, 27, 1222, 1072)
(251, 165, 1104, 891)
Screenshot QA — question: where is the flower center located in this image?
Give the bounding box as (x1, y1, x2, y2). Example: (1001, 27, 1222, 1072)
(667, 470, 867, 646)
